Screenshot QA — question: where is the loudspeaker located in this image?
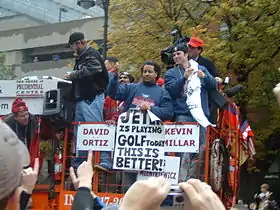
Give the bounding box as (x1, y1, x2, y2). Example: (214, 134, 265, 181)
(43, 89, 74, 125)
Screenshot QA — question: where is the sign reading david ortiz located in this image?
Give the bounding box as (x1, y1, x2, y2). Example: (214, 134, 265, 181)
(76, 123, 116, 151)
(113, 109, 165, 172)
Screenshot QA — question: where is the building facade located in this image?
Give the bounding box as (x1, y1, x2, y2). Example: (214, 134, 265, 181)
(0, 0, 104, 79)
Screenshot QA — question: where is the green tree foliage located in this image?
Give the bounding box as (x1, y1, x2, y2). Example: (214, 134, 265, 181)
(0, 54, 15, 80)
(108, 0, 209, 77)
(109, 0, 280, 170)
(203, 0, 280, 170)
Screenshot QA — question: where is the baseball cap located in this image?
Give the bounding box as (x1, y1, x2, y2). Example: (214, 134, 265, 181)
(68, 32, 85, 45)
(106, 56, 119, 63)
(172, 44, 188, 53)
(187, 37, 204, 48)
(0, 120, 30, 200)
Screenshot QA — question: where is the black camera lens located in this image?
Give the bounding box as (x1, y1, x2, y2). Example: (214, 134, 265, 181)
(175, 195, 184, 203)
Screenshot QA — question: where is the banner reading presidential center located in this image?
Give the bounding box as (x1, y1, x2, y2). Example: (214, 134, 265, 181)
(113, 109, 165, 172)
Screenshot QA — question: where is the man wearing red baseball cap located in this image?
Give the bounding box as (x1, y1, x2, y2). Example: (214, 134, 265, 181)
(187, 37, 218, 77)
(3, 98, 37, 150)
(188, 37, 220, 125)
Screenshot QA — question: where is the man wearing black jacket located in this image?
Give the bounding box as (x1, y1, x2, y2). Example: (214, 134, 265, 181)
(64, 32, 109, 170)
(187, 37, 220, 124)
(187, 37, 218, 77)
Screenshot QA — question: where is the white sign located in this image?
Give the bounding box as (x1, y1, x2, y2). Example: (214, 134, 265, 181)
(164, 124, 200, 153)
(113, 109, 165, 172)
(0, 79, 59, 116)
(0, 97, 44, 116)
(0, 80, 17, 97)
(137, 156, 180, 185)
(76, 124, 116, 151)
(16, 79, 57, 97)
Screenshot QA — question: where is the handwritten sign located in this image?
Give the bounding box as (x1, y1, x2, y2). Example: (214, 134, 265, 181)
(164, 124, 200, 153)
(137, 156, 180, 185)
(113, 109, 165, 172)
(76, 124, 116, 151)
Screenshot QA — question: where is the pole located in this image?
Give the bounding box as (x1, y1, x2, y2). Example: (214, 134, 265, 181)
(102, 0, 108, 60)
(59, 8, 62, 22)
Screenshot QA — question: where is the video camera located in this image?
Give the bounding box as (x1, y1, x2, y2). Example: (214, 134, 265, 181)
(160, 27, 190, 66)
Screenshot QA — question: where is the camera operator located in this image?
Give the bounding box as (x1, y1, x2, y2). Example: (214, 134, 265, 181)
(164, 44, 217, 181)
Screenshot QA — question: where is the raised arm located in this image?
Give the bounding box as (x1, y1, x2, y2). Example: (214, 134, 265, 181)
(108, 73, 133, 101)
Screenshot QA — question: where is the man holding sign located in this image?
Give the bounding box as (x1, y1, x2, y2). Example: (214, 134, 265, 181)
(107, 61, 173, 187)
(107, 61, 173, 121)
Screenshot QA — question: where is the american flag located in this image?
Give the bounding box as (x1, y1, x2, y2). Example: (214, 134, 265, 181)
(241, 121, 256, 160)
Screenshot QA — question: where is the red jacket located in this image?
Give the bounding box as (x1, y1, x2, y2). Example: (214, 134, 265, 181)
(103, 96, 125, 121)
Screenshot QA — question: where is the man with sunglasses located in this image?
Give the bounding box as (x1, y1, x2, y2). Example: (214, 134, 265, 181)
(64, 32, 109, 171)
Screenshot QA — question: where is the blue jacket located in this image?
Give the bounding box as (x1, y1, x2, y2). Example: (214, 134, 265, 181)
(164, 65, 217, 118)
(108, 74, 173, 121)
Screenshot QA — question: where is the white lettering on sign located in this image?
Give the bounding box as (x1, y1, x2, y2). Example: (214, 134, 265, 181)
(100, 196, 123, 205)
(164, 124, 200, 153)
(63, 194, 123, 206)
(113, 109, 165, 172)
(137, 156, 180, 185)
(76, 124, 116, 151)
(64, 194, 74, 206)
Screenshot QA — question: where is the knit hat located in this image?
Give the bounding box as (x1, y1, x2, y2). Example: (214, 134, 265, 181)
(0, 120, 30, 200)
(12, 98, 28, 113)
